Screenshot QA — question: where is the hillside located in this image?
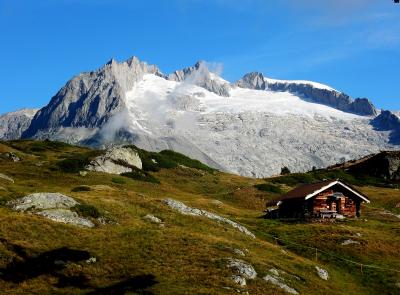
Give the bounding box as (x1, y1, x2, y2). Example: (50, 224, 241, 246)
(0, 140, 399, 294)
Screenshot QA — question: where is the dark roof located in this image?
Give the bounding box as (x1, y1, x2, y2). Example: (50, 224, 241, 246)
(266, 179, 370, 207)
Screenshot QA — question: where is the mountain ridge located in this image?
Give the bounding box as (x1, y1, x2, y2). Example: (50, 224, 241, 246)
(1, 56, 399, 177)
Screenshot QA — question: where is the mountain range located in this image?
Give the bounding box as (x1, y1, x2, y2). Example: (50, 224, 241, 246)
(1, 56, 399, 177)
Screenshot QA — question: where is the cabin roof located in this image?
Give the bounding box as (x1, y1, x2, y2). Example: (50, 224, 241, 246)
(267, 179, 370, 207)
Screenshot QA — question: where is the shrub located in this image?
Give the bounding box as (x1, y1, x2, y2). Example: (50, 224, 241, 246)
(254, 183, 282, 194)
(280, 166, 291, 175)
(56, 151, 102, 173)
(121, 167, 160, 184)
(71, 186, 91, 192)
(111, 177, 126, 184)
(72, 204, 100, 218)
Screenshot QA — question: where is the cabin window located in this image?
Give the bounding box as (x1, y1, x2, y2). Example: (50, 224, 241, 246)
(345, 198, 354, 208)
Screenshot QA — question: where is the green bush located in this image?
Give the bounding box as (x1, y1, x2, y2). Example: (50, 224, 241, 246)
(72, 204, 100, 218)
(254, 183, 282, 194)
(123, 145, 214, 173)
(56, 151, 102, 173)
(121, 167, 160, 184)
(111, 177, 126, 184)
(71, 186, 91, 192)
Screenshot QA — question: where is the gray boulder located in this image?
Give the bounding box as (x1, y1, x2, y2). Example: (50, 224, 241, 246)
(37, 209, 94, 228)
(315, 266, 329, 280)
(86, 146, 142, 174)
(8, 192, 78, 211)
(7, 192, 94, 228)
(164, 199, 255, 238)
(226, 258, 257, 280)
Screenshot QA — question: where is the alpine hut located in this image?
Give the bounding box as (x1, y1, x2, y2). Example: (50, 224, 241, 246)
(266, 179, 370, 219)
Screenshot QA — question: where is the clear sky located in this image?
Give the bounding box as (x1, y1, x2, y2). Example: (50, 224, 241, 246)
(0, 0, 399, 114)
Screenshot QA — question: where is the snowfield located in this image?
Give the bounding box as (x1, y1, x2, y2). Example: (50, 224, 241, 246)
(122, 74, 393, 177)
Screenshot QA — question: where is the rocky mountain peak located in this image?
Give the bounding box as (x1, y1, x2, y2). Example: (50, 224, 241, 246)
(235, 72, 266, 90)
(167, 61, 230, 97)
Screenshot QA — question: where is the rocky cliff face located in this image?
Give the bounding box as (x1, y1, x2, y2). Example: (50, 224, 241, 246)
(0, 109, 38, 140)
(348, 151, 400, 180)
(167, 61, 231, 97)
(235, 72, 377, 116)
(22, 57, 161, 138)
(371, 110, 400, 144)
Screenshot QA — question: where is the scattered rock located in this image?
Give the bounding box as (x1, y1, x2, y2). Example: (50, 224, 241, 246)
(226, 258, 257, 280)
(396, 282, 400, 288)
(0, 152, 21, 162)
(263, 275, 299, 295)
(8, 193, 78, 211)
(355, 233, 362, 237)
(164, 199, 255, 238)
(86, 257, 97, 264)
(86, 146, 142, 174)
(269, 268, 280, 277)
(341, 239, 360, 246)
(79, 171, 88, 177)
(211, 199, 223, 207)
(8, 193, 94, 228)
(315, 266, 329, 280)
(35, 161, 45, 167)
(0, 173, 14, 183)
(36, 209, 94, 228)
(144, 214, 163, 225)
(231, 275, 246, 286)
(233, 249, 246, 257)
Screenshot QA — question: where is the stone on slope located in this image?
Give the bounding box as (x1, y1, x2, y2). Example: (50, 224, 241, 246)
(341, 239, 360, 246)
(315, 266, 329, 280)
(226, 258, 257, 280)
(8, 192, 78, 211)
(263, 275, 299, 295)
(0, 152, 21, 162)
(7, 193, 94, 228)
(231, 275, 247, 286)
(0, 173, 14, 183)
(163, 199, 255, 238)
(86, 146, 142, 174)
(36, 209, 94, 228)
(143, 214, 163, 224)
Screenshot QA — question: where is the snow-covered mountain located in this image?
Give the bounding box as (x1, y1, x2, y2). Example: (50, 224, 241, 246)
(1, 57, 399, 177)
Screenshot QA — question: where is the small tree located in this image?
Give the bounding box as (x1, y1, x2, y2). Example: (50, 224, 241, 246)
(281, 166, 291, 175)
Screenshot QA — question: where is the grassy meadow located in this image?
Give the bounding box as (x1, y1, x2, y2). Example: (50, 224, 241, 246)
(0, 140, 399, 294)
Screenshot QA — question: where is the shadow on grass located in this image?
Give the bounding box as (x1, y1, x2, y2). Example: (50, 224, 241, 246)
(0, 239, 158, 293)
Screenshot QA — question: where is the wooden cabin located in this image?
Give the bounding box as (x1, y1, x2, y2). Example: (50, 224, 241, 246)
(266, 179, 370, 219)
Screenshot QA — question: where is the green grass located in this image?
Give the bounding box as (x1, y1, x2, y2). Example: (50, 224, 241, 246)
(254, 183, 282, 194)
(0, 140, 399, 294)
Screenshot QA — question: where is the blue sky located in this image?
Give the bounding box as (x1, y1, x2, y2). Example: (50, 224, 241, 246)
(0, 0, 399, 114)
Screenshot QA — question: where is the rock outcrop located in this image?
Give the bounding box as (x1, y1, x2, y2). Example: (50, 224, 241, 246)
(235, 72, 266, 90)
(22, 57, 161, 138)
(167, 61, 231, 97)
(86, 146, 142, 174)
(8, 193, 94, 227)
(371, 110, 400, 144)
(315, 266, 329, 280)
(163, 199, 255, 238)
(0, 108, 38, 140)
(0, 173, 14, 183)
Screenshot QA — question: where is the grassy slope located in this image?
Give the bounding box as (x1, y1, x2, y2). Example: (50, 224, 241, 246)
(0, 141, 399, 294)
